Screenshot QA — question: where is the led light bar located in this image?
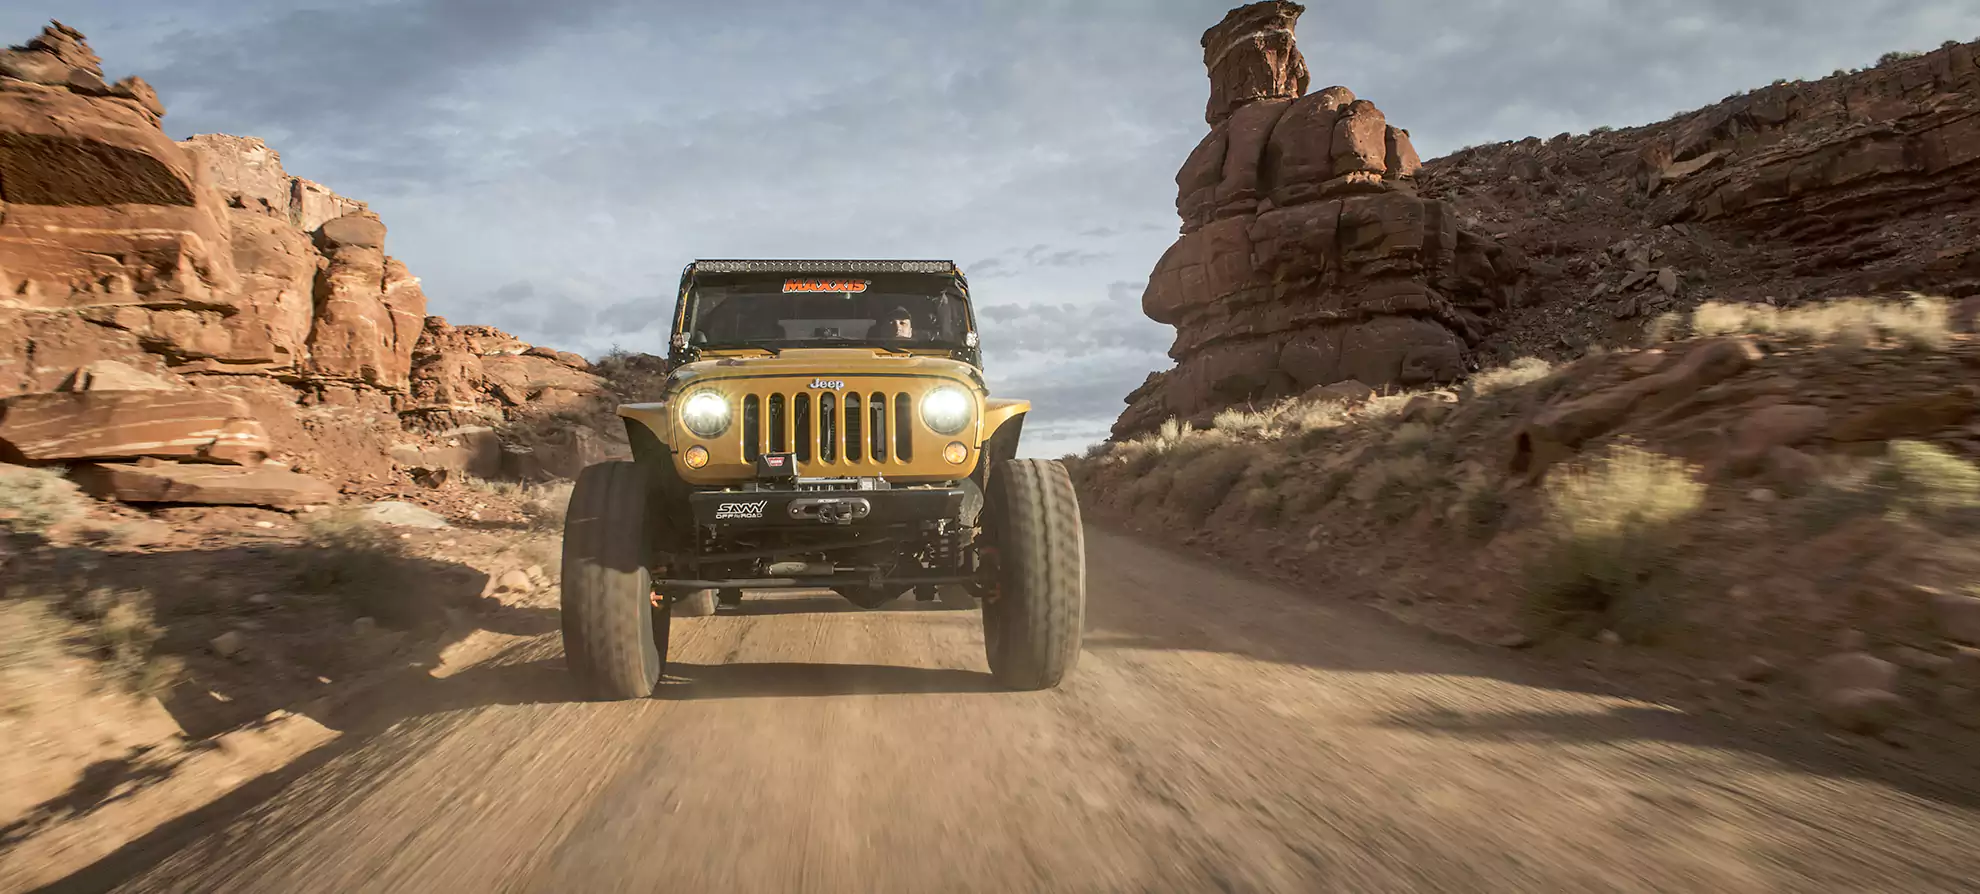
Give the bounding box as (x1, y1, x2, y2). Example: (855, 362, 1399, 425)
(692, 259, 958, 275)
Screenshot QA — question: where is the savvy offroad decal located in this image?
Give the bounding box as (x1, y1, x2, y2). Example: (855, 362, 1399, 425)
(782, 280, 869, 293)
(715, 500, 769, 520)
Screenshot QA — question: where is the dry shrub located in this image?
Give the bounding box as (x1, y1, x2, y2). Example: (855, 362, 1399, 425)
(1691, 295, 1951, 350)
(1350, 455, 1446, 523)
(1801, 441, 1980, 533)
(1644, 312, 1686, 344)
(1388, 422, 1437, 453)
(1113, 418, 1198, 475)
(1169, 447, 1257, 521)
(1211, 406, 1277, 437)
(0, 464, 89, 535)
(1239, 486, 1283, 523)
(0, 597, 68, 680)
(1470, 357, 1555, 396)
(4, 588, 182, 700)
(1453, 468, 1511, 541)
(1285, 400, 1350, 435)
(73, 588, 180, 697)
(1523, 444, 1705, 642)
(521, 481, 574, 532)
(1359, 391, 1421, 423)
(1288, 467, 1352, 516)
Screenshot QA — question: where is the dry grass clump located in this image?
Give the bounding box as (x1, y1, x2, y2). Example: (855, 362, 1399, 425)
(1689, 295, 1951, 350)
(0, 464, 89, 535)
(1469, 357, 1555, 396)
(1873, 440, 1980, 521)
(1801, 441, 1980, 534)
(1644, 312, 1686, 344)
(1112, 419, 1225, 475)
(1522, 444, 1705, 642)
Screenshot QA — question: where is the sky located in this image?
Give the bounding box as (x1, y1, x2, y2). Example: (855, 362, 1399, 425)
(8, 1, 1978, 457)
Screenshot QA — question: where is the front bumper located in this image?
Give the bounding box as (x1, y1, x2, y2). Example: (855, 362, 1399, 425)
(687, 486, 966, 528)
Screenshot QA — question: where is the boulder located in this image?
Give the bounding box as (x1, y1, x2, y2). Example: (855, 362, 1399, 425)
(1200, 1, 1309, 125)
(1806, 651, 1900, 698)
(357, 501, 448, 529)
(1304, 379, 1375, 406)
(1724, 404, 1828, 474)
(0, 390, 270, 465)
(1398, 391, 1459, 425)
(70, 461, 337, 508)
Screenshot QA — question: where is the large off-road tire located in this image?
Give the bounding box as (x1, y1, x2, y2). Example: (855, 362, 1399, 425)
(673, 588, 719, 617)
(560, 461, 668, 700)
(981, 459, 1085, 690)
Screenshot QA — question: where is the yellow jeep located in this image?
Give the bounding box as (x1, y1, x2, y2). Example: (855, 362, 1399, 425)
(559, 259, 1086, 699)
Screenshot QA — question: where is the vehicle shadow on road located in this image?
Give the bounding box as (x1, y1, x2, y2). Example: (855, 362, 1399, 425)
(657, 661, 1000, 700)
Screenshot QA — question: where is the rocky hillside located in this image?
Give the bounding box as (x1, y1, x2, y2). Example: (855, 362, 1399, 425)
(1080, 2, 1980, 753)
(1114, 2, 1980, 440)
(1075, 297, 1980, 749)
(0, 21, 628, 512)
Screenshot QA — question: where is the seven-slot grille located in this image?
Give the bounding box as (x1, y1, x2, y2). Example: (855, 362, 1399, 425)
(742, 390, 915, 467)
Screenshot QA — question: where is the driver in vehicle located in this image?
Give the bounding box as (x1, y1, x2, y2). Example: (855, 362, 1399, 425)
(887, 305, 913, 339)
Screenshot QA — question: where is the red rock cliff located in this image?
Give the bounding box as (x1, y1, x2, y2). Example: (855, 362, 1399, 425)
(0, 22, 616, 491)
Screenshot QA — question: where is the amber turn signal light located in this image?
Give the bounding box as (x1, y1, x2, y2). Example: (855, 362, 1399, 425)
(943, 441, 969, 464)
(684, 445, 710, 469)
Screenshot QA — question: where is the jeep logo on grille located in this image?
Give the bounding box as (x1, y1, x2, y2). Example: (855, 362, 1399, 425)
(808, 378, 844, 390)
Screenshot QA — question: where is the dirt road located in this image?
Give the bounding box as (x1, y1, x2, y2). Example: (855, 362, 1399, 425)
(34, 526, 1980, 893)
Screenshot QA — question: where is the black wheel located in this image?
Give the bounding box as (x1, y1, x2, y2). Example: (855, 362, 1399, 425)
(560, 461, 667, 700)
(674, 588, 718, 617)
(981, 459, 1085, 690)
(835, 585, 907, 610)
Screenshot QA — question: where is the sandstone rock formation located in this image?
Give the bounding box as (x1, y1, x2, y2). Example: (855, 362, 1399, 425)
(1116, 2, 1524, 439)
(0, 22, 620, 502)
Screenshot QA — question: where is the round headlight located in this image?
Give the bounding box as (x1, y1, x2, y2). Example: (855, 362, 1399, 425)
(680, 391, 730, 438)
(920, 386, 972, 435)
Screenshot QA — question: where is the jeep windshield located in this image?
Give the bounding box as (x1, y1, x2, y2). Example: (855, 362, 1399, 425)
(681, 272, 972, 353)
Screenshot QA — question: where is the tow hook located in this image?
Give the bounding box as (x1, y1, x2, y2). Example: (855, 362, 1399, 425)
(789, 496, 871, 525)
